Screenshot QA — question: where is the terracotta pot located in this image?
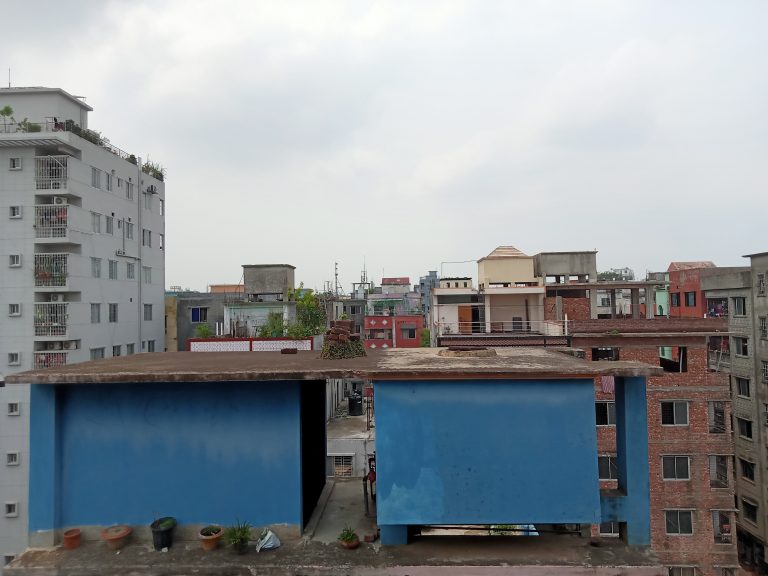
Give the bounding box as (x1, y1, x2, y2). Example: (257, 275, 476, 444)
(62, 528, 81, 550)
(199, 526, 223, 551)
(100, 525, 132, 550)
(340, 537, 360, 549)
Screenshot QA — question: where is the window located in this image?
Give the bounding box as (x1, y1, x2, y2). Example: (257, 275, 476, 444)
(9, 205, 21, 218)
(9, 157, 21, 170)
(108, 303, 118, 323)
(600, 297, 611, 307)
(90, 303, 101, 324)
(732, 297, 747, 316)
(665, 510, 693, 535)
(595, 401, 616, 426)
(4, 502, 18, 518)
(742, 499, 758, 524)
(599, 521, 619, 537)
(91, 257, 101, 278)
(734, 337, 749, 357)
(400, 327, 417, 339)
(760, 316, 767, 339)
(708, 401, 726, 433)
(740, 458, 755, 482)
(7, 403, 19, 416)
(126, 180, 134, 200)
(144, 192, 152, 210)
(763, 361, 768, 383)
(118, 177, 123, 189)
(4, 554, 14, 566)
(709, 455, 728, 487)
(332, 455, 353, 477)
(668, 568, 696, 576)
(6, 452, 19, 466)
(661, 401, 688, 426)
(759, 274, 766, 296)
(712, 511, 732, 544)
(125, 221, 134, 239)
(592, 347, 620, 361)
(671, 293, 680, 307)
(737, 417, 753, 440)
(684, 291, 696, 307)
(7, 353, 20, 366)
(105, 173, 113, 191)
(736, 377, 751, 398)
(598, 455, 618, 480)
(91, 211, 101, 233)
(126, 262, 135, 279)
(143, 266, 151, 284)
(191, 307, 208, 323)
(90, 347, 105, 361)
(144, 304, 153, 321)
(91, 167, 101, 188)
(159, 233, 164, 250)
(105, 215, 113, 235)
(8, 304, 20, 317)
(159, 198, 164, 216)
(8, 254, 21, 267)
(126, 343, 135, 355)
(112, 345, 121, 357)
(142, 228, 152, 247)
(147, 340, 155, 352)
(662, 456, 690, 480)
(108, 260, 118, 280)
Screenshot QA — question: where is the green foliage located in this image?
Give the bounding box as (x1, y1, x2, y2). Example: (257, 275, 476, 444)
(153, 517, 176, 530)
(195, 324, 213, 338)
(224, 520, 251, 546)
(16, 118, 41, 132)
(258, 312, 285, 338)
(286, 283, 326, 337)
(338, 525, 358, 543)
(0, 106, 13, 119)
(200, 525, 221, 537)
(142, 160, 166, 182)
(420, 329, 431, 347)
(320, 339, 366, 360)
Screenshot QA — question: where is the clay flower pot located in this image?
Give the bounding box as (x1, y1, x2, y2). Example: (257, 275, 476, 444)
(199, 525, 223, 551)
(62, 528, 81, 550)
(340, 536, 360, 549)
(100, 525, 132, 550)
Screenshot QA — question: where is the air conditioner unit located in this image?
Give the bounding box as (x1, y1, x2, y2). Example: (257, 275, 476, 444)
(63, 341, 76, 350)
(49, 294, 62, 302)
(115, 249, 126, 256)
(53, 196, 67, 205)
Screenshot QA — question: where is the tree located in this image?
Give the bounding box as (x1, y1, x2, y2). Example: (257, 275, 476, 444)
(195, 324, 213, 338)
(420, 329, 431, 347)
(286, 284, 327, 338)
(258, 312, 285, 338)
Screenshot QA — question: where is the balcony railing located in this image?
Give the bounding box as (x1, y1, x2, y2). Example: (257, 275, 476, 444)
(436, 320, 566, 337)
(34, 303, 68, 336)
(35, 155, 68, 190)
(34, 253, 68, 287)
(34, 204, 69, 238)
(34, 351, 68, 369)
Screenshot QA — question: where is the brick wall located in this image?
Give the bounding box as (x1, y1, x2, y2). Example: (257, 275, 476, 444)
(572, 317, 728, 334)
(543, 296, 591, 321)
(594, 345, 738, 575)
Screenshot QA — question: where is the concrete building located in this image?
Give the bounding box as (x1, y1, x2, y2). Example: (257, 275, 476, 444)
(242, 264, 295, 301)
(668, 261, 717, 318)
(701, 254, 768, 571)
(364, 278, 424, 349)
(0, 87, 165, 564)
(417, 270, 439, 321)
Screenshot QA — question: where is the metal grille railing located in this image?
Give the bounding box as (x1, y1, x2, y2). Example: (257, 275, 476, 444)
(35, 156, 68, 190)
(34, 204, 69, 238)
(34, 352, 68, 369)
(34, 253, 68, 286)
(34, 303, 68, 336)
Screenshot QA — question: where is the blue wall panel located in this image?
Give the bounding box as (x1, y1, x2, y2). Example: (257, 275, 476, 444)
(54, 381, 302, 529)
(375, 379, 601, 526)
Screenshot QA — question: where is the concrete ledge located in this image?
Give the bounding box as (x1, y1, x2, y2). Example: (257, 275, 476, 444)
(302, 480, 335, 541)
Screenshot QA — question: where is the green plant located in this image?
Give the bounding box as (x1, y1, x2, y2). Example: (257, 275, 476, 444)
(224, 520, 251, 546)
(142, 160, 166, 182)
(338, 525, 358, 543)
(0, 106, 13, 121)
(195, 324, 213, 338)
(285, 284, 326, 337)
(200, 525, 221, 537)
(420, 329, 431, 347)
(258, 311, 286, 337)
(339, 313, 349, 320)
(154, 517, 176, 530)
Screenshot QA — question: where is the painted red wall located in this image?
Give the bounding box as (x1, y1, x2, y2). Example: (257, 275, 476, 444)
(668, 269, 707, 318)
(364, 315, 424, 348)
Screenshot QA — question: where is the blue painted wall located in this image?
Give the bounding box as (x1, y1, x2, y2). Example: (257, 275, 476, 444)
(31, 381, 304, 531)
(375, 379, 601, 526)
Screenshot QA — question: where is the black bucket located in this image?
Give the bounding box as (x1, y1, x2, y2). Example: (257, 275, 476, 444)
(150, 517, 176, 551)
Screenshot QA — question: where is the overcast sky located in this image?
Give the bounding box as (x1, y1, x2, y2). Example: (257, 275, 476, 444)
(2, 1, 766, 290)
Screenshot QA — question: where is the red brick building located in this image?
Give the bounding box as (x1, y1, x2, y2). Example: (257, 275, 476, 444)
(668, 262, 717, 318)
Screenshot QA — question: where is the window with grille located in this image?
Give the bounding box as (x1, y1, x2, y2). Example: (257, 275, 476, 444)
(91, 303, 101, 324)
(112, 345, 121, 357)
(9, 157, 22, 170)
(91, 211, 101, 233)
(763, 361, 768, 383)
(7, 353, 20, 366)
(6, 452, 19, 466)
(109, 303, 118, 323)
(90, 347, 105, 360)
(91, 167, 101, 188)
(147, 340, 156, 352)
(126, 343, 135, 355)
(144, 304, 153, 321)
(7, 403, 20, 416)
(91, 257, 101, 278)
(333, 455, 353, 477)
(9, 205, 21, 218)
(709, 455, 728, 488)
(4, 502, 18, 518)
(734, 337, 749, 357)
(708, 401, 726, 433)
(759, 274, 766, 297)
(661, 401, 688, 426)
(760, 317, 767, 339)
(106, 215, 113, 235)
(108, 260, 118, 280)
(127, 262, 135, 279)
(8, 254, 21, 267)
(665, 510, 693, 535)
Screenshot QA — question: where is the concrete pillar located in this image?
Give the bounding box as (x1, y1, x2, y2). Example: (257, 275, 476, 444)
(631, 289, 641, 319)
(380, 524, 408, 545)
(610, 289, 617, 318)
(615, 376, 651, 546)
(645, 288, 655, 319)
(29, 384, 60, 547)
(484, 294, 491, 333)
(589, 288, 599, 320)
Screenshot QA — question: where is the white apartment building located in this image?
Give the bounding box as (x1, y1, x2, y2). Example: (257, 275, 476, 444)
(0, 87, 166, 565)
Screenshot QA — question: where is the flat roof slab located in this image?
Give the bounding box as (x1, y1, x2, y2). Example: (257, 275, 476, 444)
(6, 348, 662, 385)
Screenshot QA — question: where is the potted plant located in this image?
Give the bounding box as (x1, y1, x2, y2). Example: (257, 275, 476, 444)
(199, 525, 223, 551)
(62, 528, 81, 550)
(100, 525, 132, 550)
(338, 525, 359, 549)
(224, 520, 251, 554)
(150, 516, 176, 551)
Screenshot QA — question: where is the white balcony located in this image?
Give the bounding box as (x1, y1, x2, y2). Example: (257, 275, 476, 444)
(35, 204, 69, 238)
(34, 253, 69, 287)
(34, 303, 68, 337)
(34, 351, 68, 369)
(35, 155, 69, 190)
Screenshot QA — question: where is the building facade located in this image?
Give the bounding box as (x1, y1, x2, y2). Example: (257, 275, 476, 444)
(0, 87, 166, 563)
